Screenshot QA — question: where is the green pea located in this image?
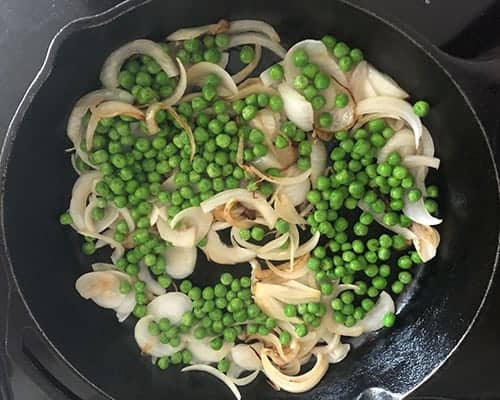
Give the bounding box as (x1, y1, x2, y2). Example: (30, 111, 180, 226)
(413, 100, 430, 117)
(292, 49, 309, 67)
(333, 42, 350, 58)
(239, 45, 255, 64)
(269, 64, 284, 81)
(339, 56, 353, 72)
(383, 312, 396, 327)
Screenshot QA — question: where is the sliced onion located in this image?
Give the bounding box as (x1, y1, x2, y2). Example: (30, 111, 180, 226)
(86, 101, 144, 151)
(147, 292, 193, 324)
(226, 33, 286, 59)
(149, 205, 168, 226)
(283, 40, 347, 87)
(119, 208, 135, 232)
(231, 344, 262, 371)
(245, 164, 311, 186)
(357, 291, 395, 333)
(357, 96, 423, 147)
(367, 63, 409, 99)
(69, 171, 101, 231)
(187, 62, 238, 97)
(326, 343, 350, 364)
(115, 291, 136, 322)
(358, 200, 416, 241)
(182, 364, 241, 400)
(164, 246, 197, 279)
(138, 262, 166, 296)
(162, 106, 196, 161)
(230, 81, 279, 100)
(324, 310, 363, 337)
(84, 200, 119, 234)
(403, 197, 442, 226)
(166, 19, 230, 41)
(228, 20, 280, 42)
(264, 254, 309, 281)
(377, 128, 415, 163)
(274, 192, 306, 225)
(170, 206, 213, 243)
(231, 370, 260, 386)
(187, 337, 232, 363)
(75, 270, 130, 309)
(277, 83, 313, 131)
(232, 45, 262, 84)
(253, 294, 300, 324)
(259, 62, 282, 87)
(231, 227, 289, 254)
(258, 231, 320, 261)
(350, 61, 377, 102)
(310, 140, 327, 186)
(157, 217, 197, 247)
(253, 280, 320, 305)
(402, 155, 440, 169)
(261, 349, 328, 393)
(135, 315, 183, 357)
(200, 189, 277, 228)
(91, 262, 115, 272)
(145, 58, 187, 134)
(411, 223, 440, 262)
(100, 39, 178, 88)
(203, 229, 256, 264)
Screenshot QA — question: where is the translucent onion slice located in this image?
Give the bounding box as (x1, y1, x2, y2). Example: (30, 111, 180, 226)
(314, 80, 356, 133)
(157, 217, 197, 248)
(162, 106, 196, 161)
(310, 140, 327, 186)
(277, 83, 313, 131)
(245, 164, 311, 186)
(67, 88, 133, 166)
(86, 101, 144, 151)
(100, 39, 178, 88)
(164, 246, 197, 279)
(264, 254, 309, 281)
(84, 199, 119, 234)
(166, 19, 230, 41)
(358, 201, 416, 241)
(231, 228, 289, 254)
(138, 262, 166, 296)
(230, 81, 279, 100)
(231, 370, 260, 386)
(253, 280, 320, 305)
(350, 61, 377, 102)
(377, 128, 415, 163)
(147, 292, 193, 324)
(115, 291, 136, 322)
(275, 165, 310, 206)
(170, 206, 213, 243)
(231, 344, 262, 371)
(258, 231, 320, 261)
(410, 223, 440, 262)
(367, 63, 409, 99)
(283, 40, 347, 87)
(232, 45, 262, 84)
(119, 208, 135, 232)
(135, 315, 183, 357)
(145, 58, 187, 134)
(274, 192, 306, 225)
(181, 364, 241, 400)
(187, 337, 232, 363)
(187, 62, 238, 97)
(357, 291, 395, 333)
(227, 20, 281, 42)
(356, 96, 423, 147)
(260, 62, 282, 87)
(225, 33, 286, 59)
(69, 171, 102, 231)
(75, 270, 130, 309)
(326, 342, 350, 364)
(203, 229, 256, 264)
(200, 189, 277, 228)
(260, 349, 329, 393)
(253, 294, 301, 324)
(324, 310, 363, 337)
(402, 155, 440, 169)
(403, 195, 442, 226)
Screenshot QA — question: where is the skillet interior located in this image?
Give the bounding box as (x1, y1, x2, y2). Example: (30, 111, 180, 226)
(1, 0, 499, 399)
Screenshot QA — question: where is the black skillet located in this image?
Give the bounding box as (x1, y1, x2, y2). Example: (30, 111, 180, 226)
(0, 0, 499, 399)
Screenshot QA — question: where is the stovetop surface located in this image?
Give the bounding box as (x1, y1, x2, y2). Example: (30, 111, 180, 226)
(0, 1, 498, 399)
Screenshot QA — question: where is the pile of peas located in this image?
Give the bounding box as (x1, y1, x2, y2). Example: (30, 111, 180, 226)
(58, 32, 442, 368)
(151, 272, 295, 371)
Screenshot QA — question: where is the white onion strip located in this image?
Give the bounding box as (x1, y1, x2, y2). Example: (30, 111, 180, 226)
(100, 39, 178, 88)
(226, 33, 286, 59)
(187, 62, 238, 97)
(232, 45, 262, 84)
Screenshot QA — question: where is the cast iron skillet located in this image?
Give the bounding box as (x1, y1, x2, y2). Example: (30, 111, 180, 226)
(0, 0, 499, 399)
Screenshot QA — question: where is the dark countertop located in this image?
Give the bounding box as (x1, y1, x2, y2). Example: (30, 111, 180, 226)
(0, 1, 498, 399)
